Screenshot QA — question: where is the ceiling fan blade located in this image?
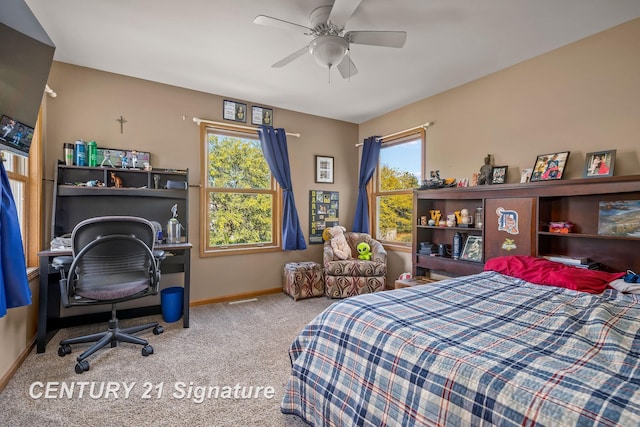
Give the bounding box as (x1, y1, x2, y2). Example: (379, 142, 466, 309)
(328, 0, 363, 27)
(272, 45, 309, 68)
(337, 55, 358, 79)
(346, 31, 407, 48)
(253, 15, 312, 34)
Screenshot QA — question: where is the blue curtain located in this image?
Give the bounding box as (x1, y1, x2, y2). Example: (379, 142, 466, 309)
(352, 136, 381, 233)
(0, 161, 31, 317)
(258, 126, 307, 250)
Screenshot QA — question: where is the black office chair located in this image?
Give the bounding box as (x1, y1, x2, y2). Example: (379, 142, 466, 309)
(53, 216, 165, 374)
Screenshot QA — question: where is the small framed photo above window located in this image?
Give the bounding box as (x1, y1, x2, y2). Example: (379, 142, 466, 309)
(223, 100, 247, 123)
(530, 151, 570, 182)
(251, 106, 273, 126)
(491, 166, 508, 184)
(315, 155, 334, 184)
(584, 150, 615, 178)
(460, 235, 483, 262)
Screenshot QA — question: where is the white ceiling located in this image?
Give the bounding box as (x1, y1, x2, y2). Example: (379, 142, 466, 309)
(24, 0, 640, 124)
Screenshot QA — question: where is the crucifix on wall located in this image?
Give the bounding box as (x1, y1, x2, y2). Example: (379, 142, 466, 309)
(116, 115, 127, 133)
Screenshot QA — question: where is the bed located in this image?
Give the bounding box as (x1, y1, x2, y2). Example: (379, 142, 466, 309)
(281, 257, 640, 426)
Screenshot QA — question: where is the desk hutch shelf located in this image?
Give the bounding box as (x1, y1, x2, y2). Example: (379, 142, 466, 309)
(37, 164, 191, 354)
(51, 165, 189, 240)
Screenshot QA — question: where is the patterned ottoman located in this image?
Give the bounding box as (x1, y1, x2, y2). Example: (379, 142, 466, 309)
(283, 262, 324, 301)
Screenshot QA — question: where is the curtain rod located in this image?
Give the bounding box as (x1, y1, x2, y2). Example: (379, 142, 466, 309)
(45, 84, 57, 98)
(192, 117, 301, 138)
(355, 121, 433, 147)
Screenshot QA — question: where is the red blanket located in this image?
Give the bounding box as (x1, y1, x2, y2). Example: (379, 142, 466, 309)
(484, 256, 625, 294)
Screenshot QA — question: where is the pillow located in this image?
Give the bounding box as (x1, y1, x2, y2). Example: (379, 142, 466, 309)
(485, 255, 625, 294)
(608, 278, 640, 294)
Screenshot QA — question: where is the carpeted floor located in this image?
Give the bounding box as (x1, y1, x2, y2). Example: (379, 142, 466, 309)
(0, 293, 335, 426)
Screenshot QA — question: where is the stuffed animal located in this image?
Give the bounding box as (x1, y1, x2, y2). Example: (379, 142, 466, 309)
(357, 242, 372, 261)
(327, 225, 351, 260)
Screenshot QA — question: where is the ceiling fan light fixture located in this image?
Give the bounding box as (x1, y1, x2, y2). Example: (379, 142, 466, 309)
(309, 35, 348, 69)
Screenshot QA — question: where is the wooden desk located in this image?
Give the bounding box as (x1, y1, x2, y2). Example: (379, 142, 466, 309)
(36, 242, 192, 354)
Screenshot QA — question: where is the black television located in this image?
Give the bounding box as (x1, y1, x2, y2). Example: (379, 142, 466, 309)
(0, 0, 55, 157)
(0, 114, 34, 154)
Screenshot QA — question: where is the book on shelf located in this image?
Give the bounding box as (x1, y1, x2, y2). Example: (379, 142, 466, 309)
(575, 262, 601, 270)
(543, 255, 590, 265)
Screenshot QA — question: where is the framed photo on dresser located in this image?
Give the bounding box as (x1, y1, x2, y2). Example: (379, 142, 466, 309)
(530, 151, 569, 182)
(584, 150, 615, 178)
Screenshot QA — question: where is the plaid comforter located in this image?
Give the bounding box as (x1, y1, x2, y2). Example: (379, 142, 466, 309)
(281, 271, 640, 426)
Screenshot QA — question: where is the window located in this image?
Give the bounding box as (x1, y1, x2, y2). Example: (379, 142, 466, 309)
(2, 151, 28, 254)
(0, 110, 42, 279)
(200, 125, 281, 255)
(2, 125, 41, 272)
(372, 128, 424, 249)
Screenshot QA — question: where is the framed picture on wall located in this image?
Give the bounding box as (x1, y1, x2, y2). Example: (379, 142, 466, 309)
(251, 106, 273, 126)
(223, 100, 247, 123)
(584, 150, 615, 178)
(315, 155, 334, 184)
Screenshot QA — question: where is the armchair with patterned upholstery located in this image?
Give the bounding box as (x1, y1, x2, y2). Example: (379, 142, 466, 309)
(323, 232, 387, 298)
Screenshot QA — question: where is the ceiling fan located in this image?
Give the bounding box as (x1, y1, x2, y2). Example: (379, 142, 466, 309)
(253, 0, 407, 78)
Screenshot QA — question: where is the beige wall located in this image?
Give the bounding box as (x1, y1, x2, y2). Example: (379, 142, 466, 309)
(360, 18, 640, 279)
(0, 276, 38, 388)
(360, 18, 640, 180)
(43, 62, 360, 302)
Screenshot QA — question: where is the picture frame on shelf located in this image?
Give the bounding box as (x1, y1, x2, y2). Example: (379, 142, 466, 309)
(315, 155, 334, 184)
(530, 151, 570, 182)
(491, 166, 508, 184)
(251, 106, 273, 126)
(223, 99, 247, 123)
(584, 149, 615, 178)
(597, 200, 640, 236)
(460, 235, 482, 262)
(520, 168, 533, 183)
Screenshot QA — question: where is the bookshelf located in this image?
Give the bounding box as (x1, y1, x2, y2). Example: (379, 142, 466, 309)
(413, 175, 640, 277)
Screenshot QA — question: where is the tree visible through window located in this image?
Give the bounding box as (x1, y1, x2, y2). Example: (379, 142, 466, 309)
(201, 126, 280, 255)
(373, 129, 424, 247)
